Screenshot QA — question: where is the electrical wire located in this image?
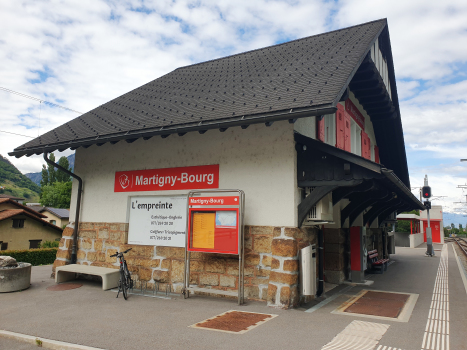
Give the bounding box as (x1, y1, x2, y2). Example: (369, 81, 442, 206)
(0, 130, 35, 138)
(0, 87, 83, 114)
(38, 101, 42, 136)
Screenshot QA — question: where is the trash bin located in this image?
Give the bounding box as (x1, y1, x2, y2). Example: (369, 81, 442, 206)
(299, 245, 316, 296)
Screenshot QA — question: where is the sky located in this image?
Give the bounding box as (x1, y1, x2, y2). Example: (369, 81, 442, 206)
(1, 0, 467, 222)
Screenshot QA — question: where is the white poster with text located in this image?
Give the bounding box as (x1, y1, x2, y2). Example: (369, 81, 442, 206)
(128, 195, 187, 247)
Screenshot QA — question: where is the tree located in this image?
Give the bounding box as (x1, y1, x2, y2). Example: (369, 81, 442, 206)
(395, 210, 420, 233)
(55, 156, 71, 183)
(40, 164, 49, 187)
(39, 182, 72, 208)
(395, 220, 411, 233)
(46, 153, 57, 184)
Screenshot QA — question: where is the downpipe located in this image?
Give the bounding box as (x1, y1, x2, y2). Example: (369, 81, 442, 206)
(43, 152, 83, 264)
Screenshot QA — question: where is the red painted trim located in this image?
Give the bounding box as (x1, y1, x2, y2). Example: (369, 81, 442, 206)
(350, 226, 361, 271)
(336, 104, 345, 150)
(317, 116, 325, 142)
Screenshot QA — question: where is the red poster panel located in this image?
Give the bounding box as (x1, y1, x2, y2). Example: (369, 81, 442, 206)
(335, 104, 345, 150)
(317, 116, 325, 142)
(345, 99, 365, 130)
(374, 145, 380, 163)
(344, 112, 351, 152)
(114, 165, 219, 192)
(187, 208, 239, 254)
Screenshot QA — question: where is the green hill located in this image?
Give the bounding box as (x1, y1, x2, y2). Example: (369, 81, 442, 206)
(0, 155, 40, 203)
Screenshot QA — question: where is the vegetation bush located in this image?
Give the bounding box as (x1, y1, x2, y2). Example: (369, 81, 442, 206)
(39, 240, 59, 248)
(0, 248, 58, 266)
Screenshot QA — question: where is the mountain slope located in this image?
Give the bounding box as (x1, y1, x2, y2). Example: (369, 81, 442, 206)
(0, 154, 40, 202)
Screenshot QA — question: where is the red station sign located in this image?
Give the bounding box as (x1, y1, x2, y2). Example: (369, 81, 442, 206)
(345, 99, 365, 130)
(114, 164, 219, 192)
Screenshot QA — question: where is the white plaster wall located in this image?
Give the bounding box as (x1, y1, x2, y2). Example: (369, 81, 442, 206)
(420, 206, 443, 220)
(294, 116, 316, 139)
(70, 121, 298, 227)
(410, 232, 424, 248)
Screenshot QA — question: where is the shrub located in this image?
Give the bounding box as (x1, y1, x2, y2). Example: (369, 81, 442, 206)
(0, 248, 58, 266)
(39, 240, 59, 248)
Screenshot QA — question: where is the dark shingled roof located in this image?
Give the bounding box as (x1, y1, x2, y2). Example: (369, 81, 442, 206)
(10, 19, 387, 157)
(43, 207, 70, 219)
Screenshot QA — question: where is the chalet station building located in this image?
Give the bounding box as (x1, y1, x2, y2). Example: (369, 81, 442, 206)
(10, 19, 424, 308)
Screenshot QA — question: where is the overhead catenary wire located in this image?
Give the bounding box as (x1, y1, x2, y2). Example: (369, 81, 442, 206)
(0, 87, 83, 114)
(0, 130, 35, 138)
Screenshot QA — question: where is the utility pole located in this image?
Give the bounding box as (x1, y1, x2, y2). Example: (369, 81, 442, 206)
(412, 187, 422, 202)
(422, 175, 434, 257)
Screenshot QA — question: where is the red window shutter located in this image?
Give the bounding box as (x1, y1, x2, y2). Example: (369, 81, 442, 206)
(317, 116, 325, 142)
(344, 112, 351, 152)
(361, 131, 371, 160)
(374, 145, 380, 163)
(335, 104, 345, 149)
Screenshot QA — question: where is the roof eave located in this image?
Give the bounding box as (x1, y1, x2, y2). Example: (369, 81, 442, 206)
(9, 104, 337, 158)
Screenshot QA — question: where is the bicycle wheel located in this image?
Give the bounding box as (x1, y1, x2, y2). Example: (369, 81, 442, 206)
(125, 267, 133, 290)
(120, 269, 128, 300)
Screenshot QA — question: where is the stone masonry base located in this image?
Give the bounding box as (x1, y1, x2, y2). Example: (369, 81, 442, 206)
(53, 223, 318, 309)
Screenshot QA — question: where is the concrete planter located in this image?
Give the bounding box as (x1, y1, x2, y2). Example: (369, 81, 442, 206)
(0, 263, 32, 292)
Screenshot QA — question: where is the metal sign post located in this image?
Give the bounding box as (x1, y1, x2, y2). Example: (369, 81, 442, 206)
(182, 189, 245, 305)
(423, 175, 434, 257)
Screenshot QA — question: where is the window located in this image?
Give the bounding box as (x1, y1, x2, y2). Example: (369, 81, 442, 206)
(29, 240, 42, 249)
(50, 220, 56, 225)
(350, 119, 362, 156)
(12, 219, 25, 228)
(324, 114, 336, 146)
(0, 242, 7, 250)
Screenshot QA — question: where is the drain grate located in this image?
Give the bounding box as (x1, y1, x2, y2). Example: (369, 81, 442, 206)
(344, 291, 409, 318)
(333, 290, 419, 322)
(47, 283, 83, 291)
(191, 310, 277, 334)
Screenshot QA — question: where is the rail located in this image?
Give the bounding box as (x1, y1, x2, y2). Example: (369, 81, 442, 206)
(447, 237, 467, 258)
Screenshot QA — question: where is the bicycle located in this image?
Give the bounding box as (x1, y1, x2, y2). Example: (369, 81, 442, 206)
(110, 248, 133, 300)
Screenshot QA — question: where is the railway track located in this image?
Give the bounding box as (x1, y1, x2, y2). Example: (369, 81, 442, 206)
(446, 237, 467, 259)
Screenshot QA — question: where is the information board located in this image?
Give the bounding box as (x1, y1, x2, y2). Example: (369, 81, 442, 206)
(128, 195, 187, 247)
(187, 196, 240, 254)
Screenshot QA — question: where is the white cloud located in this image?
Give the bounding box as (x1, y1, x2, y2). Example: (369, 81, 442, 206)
(409, 172, 467, 214)
(1, 0, 467, 187)
(334, 0, 467, 80)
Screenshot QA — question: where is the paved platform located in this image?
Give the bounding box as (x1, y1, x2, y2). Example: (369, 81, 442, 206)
(1, 243, 466, 350)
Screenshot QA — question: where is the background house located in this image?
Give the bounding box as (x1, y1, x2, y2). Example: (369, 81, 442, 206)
(0, 198, 63, 250)
(0, 194, 25, 204)
(29, 206, 70, 228)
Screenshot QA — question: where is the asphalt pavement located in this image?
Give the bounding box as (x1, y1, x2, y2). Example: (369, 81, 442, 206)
(1, 244, 466, 350)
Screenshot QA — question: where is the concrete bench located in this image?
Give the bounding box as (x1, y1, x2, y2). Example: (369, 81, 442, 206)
(55, 264, 120, 290)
